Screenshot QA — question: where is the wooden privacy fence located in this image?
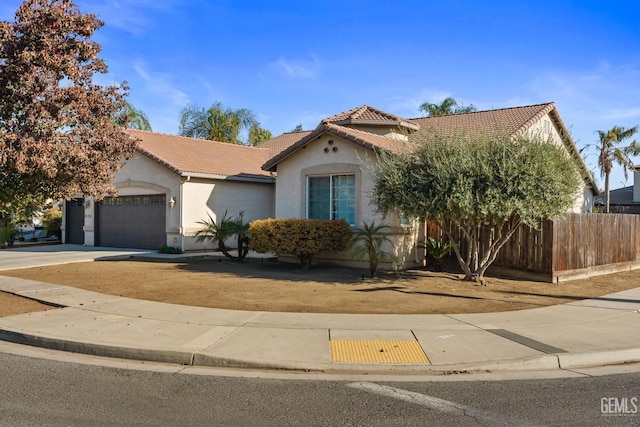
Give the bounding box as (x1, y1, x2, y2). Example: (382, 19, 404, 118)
(429, 213, 640, 282)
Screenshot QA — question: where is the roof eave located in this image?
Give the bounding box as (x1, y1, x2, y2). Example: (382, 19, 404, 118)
(136, 148, 181, 175)
(179, 171, 275, 184)
(262, 126, 330, 171)
(547, 108, 600, 195)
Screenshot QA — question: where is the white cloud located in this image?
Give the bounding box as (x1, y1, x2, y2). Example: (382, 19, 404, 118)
(601, 106, 640, 121)
(526, 62, 640, 190)
(270, 55, 320, 79)
(133, 61, 189, 107)
(79, 0, 180, 34)
(128, 61, 190, 133)
(528, 62, 640, 117)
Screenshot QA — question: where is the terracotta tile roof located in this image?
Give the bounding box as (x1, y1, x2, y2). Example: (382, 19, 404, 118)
(262, 122, 407, 172)
(410, 102, 598, 194)
(410, 103, 556, 139)
(257, 130, 311, 158)
(262, 102, 597, 194)
(323, 123, 408, 153)
(323, 105, 419, 130)
(127, 129, 273, 182)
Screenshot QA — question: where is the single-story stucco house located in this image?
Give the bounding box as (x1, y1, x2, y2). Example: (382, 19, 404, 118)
(63, 130, 274, 250)
(63, 102, 598, 268)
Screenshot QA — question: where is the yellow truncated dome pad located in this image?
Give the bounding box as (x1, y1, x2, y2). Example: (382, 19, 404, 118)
(330, 340, 430, 364)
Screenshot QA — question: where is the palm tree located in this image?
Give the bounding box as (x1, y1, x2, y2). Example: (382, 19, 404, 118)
(179, 102, 266, 144)
(118, 102, 152, 131)
(351, 221, 393, 277)
(248, 123, 272, 145)
(419, 97, 477, 117)
(596, 125, 639, 213)
(195, 211, 248, 260)
(195, 211, 234, 259)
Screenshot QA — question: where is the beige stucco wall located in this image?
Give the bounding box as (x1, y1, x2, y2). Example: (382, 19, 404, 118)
(273, 134, 420, 270)
(275, 135, 381, 223)
(76, 152, 180, 247)
(74, 150, 274, 251)
(181, 178, 274, 251)
(525, 113, 594, 213)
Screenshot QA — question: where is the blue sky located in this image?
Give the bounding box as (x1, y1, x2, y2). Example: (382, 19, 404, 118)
(2, 0, 640, 190)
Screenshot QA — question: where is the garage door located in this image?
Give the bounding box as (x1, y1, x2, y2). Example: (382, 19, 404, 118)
(65, 198, 85, 244)
(96, 195, 166, 249)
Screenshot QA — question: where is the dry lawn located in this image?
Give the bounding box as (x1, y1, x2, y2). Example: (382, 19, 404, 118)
(1, 256, 638, 317)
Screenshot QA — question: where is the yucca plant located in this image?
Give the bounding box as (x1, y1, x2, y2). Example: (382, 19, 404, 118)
(351, 221, 393, 277)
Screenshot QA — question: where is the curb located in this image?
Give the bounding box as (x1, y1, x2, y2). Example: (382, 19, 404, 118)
(0, 329, 193, 365)
(2, 327, 639, 375)
(557, 348, 640, 369)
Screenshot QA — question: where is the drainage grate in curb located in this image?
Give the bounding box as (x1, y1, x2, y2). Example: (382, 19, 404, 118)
(486, 329, 567, 354)
(330, 340, 430, 364)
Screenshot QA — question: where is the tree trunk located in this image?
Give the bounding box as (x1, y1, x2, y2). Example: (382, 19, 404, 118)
(440, 221, 474, 279)
(218, 240, 236, 260)
(369, 259, 378, 277)
(475, 219, 520, 285)
(440, 217, 521, 285)
(237, 234, 249, 261)
(605, 171, 610, 213)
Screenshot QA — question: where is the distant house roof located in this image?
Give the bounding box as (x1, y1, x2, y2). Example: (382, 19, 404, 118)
(594, 186, 635, 205)
(128, 129, 273, 183)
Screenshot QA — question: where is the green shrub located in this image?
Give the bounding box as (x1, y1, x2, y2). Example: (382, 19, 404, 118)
(0, 221, 17, 248)
(158, 244, 183, 254)
(249, 218, 352, 269)
(42, 206, 62, 239)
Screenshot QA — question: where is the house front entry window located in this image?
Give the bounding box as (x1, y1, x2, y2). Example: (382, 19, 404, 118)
(307, 174, 355, 225)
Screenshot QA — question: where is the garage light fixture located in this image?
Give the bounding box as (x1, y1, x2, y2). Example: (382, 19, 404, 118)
(83, 199, 91, 208)
(168, 197, 176, 208)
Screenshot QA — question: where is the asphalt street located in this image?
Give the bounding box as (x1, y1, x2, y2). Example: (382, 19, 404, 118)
(0, 348, 638, 426)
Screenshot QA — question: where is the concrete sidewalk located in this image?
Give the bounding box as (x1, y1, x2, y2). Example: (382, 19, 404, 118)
(0, 244, 204, 271)
(0, 272, 639, 373)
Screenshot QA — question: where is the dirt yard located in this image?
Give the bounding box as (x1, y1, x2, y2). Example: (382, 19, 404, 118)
(1, 256, 637, 317)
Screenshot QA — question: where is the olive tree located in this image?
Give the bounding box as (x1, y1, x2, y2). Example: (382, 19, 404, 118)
(371, 131, 583, 284)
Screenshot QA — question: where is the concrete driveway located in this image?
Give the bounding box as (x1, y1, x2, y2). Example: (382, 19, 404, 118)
(0, 244, 154, 271)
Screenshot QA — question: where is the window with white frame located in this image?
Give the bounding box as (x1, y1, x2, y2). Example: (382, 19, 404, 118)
(307, 174, 355, 225)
